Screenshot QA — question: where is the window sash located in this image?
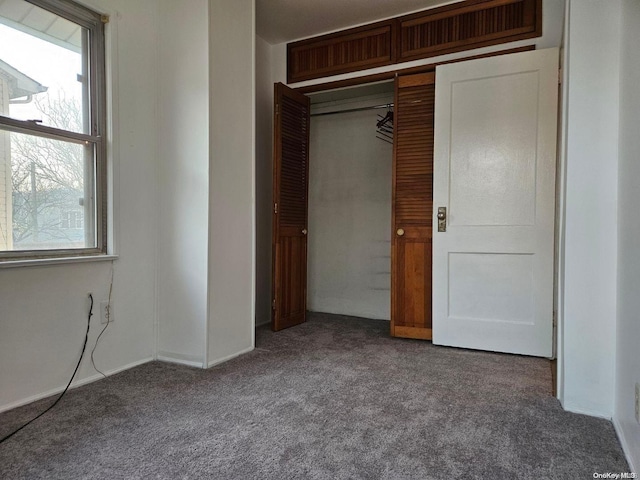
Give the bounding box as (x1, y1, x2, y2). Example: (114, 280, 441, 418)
(0, 0, 107, 260)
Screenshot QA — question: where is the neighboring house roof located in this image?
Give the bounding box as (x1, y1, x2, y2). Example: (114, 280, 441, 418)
(0, 59, 47, 99)
(0, 3, 82, 54)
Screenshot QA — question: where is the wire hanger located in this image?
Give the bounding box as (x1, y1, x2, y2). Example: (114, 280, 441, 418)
(376, 104, 393, 145)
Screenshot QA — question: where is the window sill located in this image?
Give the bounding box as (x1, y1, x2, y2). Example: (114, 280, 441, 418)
(0, 255, 118, 269)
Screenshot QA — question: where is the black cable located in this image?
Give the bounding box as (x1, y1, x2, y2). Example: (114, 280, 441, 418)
(0, 294, 94, 445)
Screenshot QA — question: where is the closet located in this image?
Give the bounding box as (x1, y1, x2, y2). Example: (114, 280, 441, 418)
(272, 73, 434, 340)
(271, 47, 559, 360)
(268, 0, 560, 358)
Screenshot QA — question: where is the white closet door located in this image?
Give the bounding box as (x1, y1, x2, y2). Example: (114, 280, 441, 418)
(432, 48, 559, 357)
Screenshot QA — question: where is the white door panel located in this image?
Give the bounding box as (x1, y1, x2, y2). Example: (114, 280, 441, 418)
(433, 48, 558, 357)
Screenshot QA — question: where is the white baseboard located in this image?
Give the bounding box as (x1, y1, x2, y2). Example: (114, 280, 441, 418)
(612, 416, 639, 474)
(207, 346, 254, 368)
(564, 405, 613, 420)
(156, 351, 205, 369)
(0, 357, 154, 414)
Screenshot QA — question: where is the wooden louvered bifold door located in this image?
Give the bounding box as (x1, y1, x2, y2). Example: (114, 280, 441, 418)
(391, 73, 435, 340)
(272, 83, 310, 331)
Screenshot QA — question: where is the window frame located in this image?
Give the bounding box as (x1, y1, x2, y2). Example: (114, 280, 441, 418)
(0, 0, 107, 261)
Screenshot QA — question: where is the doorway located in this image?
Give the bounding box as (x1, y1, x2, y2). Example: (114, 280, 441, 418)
(307, 82, 394, 322)
(271, 76, 435, 339)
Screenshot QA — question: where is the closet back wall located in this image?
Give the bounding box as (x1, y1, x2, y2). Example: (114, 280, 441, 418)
(308, 105, 393, 320)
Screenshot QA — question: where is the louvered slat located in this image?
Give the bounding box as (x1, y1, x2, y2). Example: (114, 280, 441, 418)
(399, 0, 538, 62)
(287, 21, 395, 83)
(286, 0, 540, 84)
(394, 79, 434, 227)
(279, 96, 308, 228)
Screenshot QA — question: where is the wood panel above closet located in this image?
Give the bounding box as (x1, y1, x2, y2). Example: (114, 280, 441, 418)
(287, 20, 396, 83)
(287, 0, 541, 83)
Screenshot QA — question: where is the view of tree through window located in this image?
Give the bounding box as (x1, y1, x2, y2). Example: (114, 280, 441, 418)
(0, 0, 104, 256)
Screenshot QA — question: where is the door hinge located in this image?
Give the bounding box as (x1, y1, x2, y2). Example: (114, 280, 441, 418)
(552, 310, 557, 326)
(275, 104, 280, 115)
(274, 202, 278, 214)
(558, 68, 562, 85)
(272, 299, 276, 310)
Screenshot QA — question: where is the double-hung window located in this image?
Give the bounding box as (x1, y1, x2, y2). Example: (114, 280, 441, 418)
(0, 0, 106, 260)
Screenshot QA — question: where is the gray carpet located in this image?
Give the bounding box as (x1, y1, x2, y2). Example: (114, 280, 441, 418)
(0, 313, 629, 479)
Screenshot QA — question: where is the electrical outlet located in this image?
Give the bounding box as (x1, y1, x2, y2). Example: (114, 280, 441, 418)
(635, 383, 640, 424)
(100, 301, 113, 325)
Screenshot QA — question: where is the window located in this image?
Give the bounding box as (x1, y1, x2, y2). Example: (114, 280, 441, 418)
(61, 209, 83, 230)
(0, 0, 106, 260)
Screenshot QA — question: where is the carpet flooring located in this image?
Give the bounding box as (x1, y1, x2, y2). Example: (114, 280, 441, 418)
(0, 313, 630, 479)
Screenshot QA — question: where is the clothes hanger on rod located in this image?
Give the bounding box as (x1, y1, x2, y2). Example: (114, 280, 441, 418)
(376, 104, 394, 145)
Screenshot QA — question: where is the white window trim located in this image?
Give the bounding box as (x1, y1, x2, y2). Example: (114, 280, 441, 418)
(0, 0, 112, 262)
(0, 254, 118, 269)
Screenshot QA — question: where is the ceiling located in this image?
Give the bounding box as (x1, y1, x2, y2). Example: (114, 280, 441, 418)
(256, 0, 458, 45)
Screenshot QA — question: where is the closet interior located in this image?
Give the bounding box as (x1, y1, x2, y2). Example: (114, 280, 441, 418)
(307, 82, 395, 322)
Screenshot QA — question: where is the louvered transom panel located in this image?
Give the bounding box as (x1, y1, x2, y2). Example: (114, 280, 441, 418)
(286, 1, 540, 83)
(288, 21, 395, 83)
(399, 0, 538, 61)
(394, 80, 434, 227)
(279, 95, 309, 228)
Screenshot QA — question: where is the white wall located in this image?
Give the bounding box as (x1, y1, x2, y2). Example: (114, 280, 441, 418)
(156, 0, 210, 367)
(308, 105, 393, 320)
(560, 0, 620, 418)
(208, 0, 256, 365)
(255, 35, 273, 327)
(614, 0, 640, 471)
(0, 0, 257, 410)
(0, 0, 158, 412)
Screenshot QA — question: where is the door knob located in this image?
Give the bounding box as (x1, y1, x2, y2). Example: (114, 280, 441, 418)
(302, 228, 308, 235)
(437, 207, 447, 232)
(396, 228, 405, 236)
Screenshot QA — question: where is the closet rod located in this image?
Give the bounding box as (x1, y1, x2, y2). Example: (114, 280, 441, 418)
(310, 103, 393, 117)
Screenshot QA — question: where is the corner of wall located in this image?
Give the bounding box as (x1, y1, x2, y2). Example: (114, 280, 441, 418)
(613, 0, 640, 472)
(207, 0, 256, 364)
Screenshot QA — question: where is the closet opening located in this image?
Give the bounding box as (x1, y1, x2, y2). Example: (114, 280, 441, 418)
(272, 75, 434, 340)
(306, 81, 395, 324)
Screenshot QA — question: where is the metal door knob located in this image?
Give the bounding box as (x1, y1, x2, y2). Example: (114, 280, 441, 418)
(437, 207, 447, 232)
(396, 228, 405, 236)
(302, 229, 308, 235)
